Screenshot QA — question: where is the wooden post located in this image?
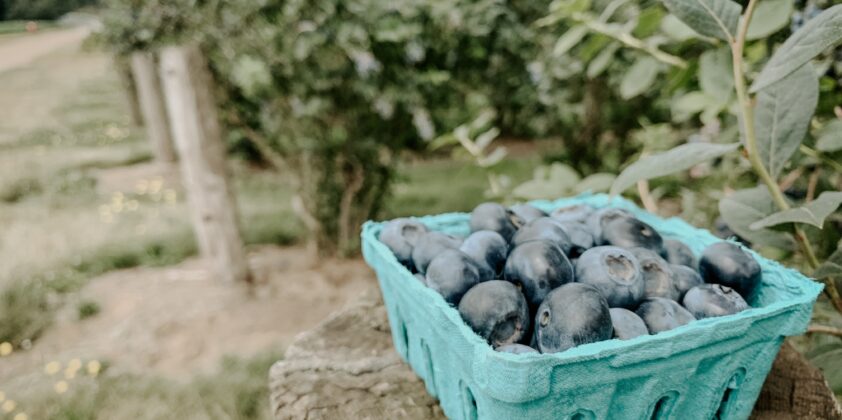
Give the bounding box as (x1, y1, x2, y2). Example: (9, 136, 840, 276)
(114, 55, 144, 127)
(130, 51, 178, 164)
(158, 44, 250, 284)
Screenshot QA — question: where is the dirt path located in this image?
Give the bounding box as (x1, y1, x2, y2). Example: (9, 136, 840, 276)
(0, 245, 378, 389)
(0, 26, 91, 74)
(0, 29, 111, 145)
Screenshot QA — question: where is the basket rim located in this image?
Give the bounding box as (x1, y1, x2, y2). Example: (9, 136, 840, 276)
(361, 193, 824, 366)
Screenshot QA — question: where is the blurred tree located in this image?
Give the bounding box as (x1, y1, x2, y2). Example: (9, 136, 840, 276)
(1, 0, 98, 20)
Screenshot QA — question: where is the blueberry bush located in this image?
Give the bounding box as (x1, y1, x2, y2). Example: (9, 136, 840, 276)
(100, 0, 582, 255)
(605, 1, 842, 315)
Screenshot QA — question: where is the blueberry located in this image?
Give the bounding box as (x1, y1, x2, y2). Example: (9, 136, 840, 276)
(609, 308, 649, 340)
(511, 217, 573, 255)
(602, 215, 663, 252)
(670, 264, 703, 299)
(470, 202, 524, 242)
(379, 218, 428, 270)
(510, 204, 548, 224)
(585, 207, 633, 245)
(551, 204, 594, 224)
(425, 249, 481, 305)
(636, 297, 696, 334)
(504, 240, 575, 308)
(555, 221, 594, 259)
(411, 231, 463, 274)
(699, 242, 761, 297)
(533, 283, 613, 353)
(662, 239, 697, 268)
(683, 284, 749, 319)
(575, 246, 645, 308)
(496, 343, 539, 354)
(460, 230, 509, 280)
(458, 280, 530, 347)
(629, 248, 679, 301)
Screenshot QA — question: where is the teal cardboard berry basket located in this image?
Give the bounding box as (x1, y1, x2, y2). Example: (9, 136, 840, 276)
(360, 193, 823, 420)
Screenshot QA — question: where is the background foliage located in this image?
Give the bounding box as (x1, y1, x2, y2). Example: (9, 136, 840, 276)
(0, 0, 99, 20)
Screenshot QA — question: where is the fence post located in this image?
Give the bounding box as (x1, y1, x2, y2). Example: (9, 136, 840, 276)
(158, 44, 250, 284)
(114, 55, 144, 127)
(130, 51, 178, 164)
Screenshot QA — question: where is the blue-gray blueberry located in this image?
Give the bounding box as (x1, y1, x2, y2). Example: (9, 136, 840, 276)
(609, 308, 649, 340)
(533, 283, 613, 353)
(460, 230, 508, 280)
(699, 242, 761, 297)
(510, 204, 548, 224)
(380, 218, 428, 270)
(670, 264, 703, 299)
(458, 280, 530, 347)
(411, 231, 463, 274)
(575, 246, 645, 308)
(503, 240, 575, 308)
(602, 215, 664, 253)
(636, 297, 696, 334)
(682, 284, 749, 319)
(630, 247, 679, 301)
(470, 202, 524, 242)
(511, 217, 573, 255)
(662, 239, 697, 268)
(425, 249, 480, 305)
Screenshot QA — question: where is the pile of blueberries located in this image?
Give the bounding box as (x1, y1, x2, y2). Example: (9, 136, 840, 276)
(379, 202, 761, 355)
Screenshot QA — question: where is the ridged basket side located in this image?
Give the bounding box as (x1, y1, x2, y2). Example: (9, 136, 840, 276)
(361, 193, 823, 420)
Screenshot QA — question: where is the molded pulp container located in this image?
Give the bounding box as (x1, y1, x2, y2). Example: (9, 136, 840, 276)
(360, 194, 823, 420)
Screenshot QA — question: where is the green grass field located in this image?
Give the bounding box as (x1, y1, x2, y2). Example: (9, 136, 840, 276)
(0, 32, 541, 418)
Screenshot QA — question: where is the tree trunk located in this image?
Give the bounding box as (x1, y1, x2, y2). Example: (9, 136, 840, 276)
(158, 44, 250, 284)
(571, 77, 604, 174)
(131, 51, 178, 164)
(114, 55, 143, 127)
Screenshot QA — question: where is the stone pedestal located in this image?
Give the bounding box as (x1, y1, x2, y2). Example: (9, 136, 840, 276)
(270, 291, 840, 420)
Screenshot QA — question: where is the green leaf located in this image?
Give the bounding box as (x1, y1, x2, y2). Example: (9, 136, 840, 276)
(750, 191, 842, 230)
(718, 187, 795, 249)
(698, 47, 734, 98)
(587, 42, 620, 78)
(750, 4, 842, 93)
(814, 247, 842, 279)
(634, 8, 666, 38)
(661, 0, 741, 41)
(671, 91, 721, 122)
(808, 343, 842, 393)
(661, 14, 700, 41)
(610, 142, 739, 195)
(816, 120, 842, 152)
(754, 63, 819, 178)
(512, 163, 581, 200)
(620, 57, 660, 99)
(746, 0, 793, 40)
(553, 25, 589, 57)
(574, 173, 616, 194)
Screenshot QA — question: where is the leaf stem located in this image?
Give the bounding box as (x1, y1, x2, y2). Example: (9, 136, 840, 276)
(571, 13, 688, 68)
(807, 324, 842, 338)
(731, 0, 842, 312)
(800, 144, 842, 173)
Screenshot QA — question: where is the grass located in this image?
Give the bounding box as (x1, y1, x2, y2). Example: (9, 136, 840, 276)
(385, 156, 540, 218)
(76, 300, 101, 320)
(0, 33, 544, 418)
(13, 349, 284, 420)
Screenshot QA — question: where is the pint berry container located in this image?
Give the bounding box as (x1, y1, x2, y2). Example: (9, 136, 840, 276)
(361, 193, 822, 420)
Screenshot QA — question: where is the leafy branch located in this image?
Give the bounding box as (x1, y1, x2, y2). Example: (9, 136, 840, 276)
(569, 13, 688, 68)
(729, 0, 841, 311)
(611, 1, 842, 313)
